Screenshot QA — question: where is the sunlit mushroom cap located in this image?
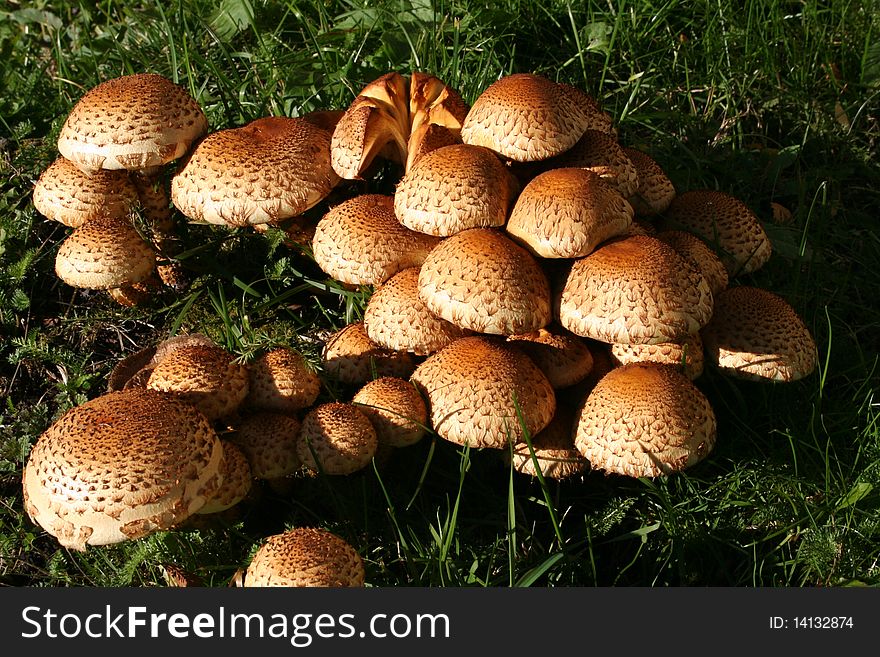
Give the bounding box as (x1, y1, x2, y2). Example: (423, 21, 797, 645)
(505, 167, 633, 258)
(196, 440, 252, 515)
(659, 189, 772, 276)
(244, 527, 365, 587)
(22, 389, 223, 550)
(55, 215, 156, 290)
(321, 321, 416, 386)
(312, 194, 441, 286)
(33, 157, 139, 228)
(610, 331, 705, 380)
(58, 73, 208, 173)
(621, 148, 676, 217)
(352, 377, 428, 448)
(461, 73, 594, 162)
(171, 116, 339, 227)
(656, 230, 728, 298)
(573, 363, 716, 477)
(297, 402, 378, 475)
(558, 235, 714, 345)
(507, 325, 594, 389)
(230, 412, 302, 480)
(410, 336, 556, 449)
(701, 286, 817, 382)
(394, 143, 515, 236)
(146, 344, 250, 422)
(504, 406, 587, 480)
(107, 333, 216, 392)
(364, 267, 473, 356)
(245, 347, 321, 415)
(418, 228, 552, 335)
(546, 129, 639, 198)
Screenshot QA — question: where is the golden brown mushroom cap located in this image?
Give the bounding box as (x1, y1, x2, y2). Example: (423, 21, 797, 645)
(418, 228, 552, 335)
(546, 129, 640, 198)
(312, 194, 441, 286)
(54, 214, 156, 290)
(394, 143, 515, 236)
(352, 377, 428, 448)
(573, 363, 716, 477)
(621, 147, 676, 217)
(701, 286, 818, 382)
(57, 73, 208, 173)
(659, 189, 772, 276)
(504, 406, 587, 480)
(146, 344, 250, 422)
(22, 389, 223, 550)
(364, 267, 473, 356)
(505, 167, 634, 258)
(171, 116, 339, 227)
(610, 331, 705, 380)
(196, 440, 252, 515)
(507, 325, 595, 389)
(230, 412, 302, 480)
(656, 229, 729, 298)
(321, 321, 416, 386)
(410, 336, 556, 449)
(558, 235, 714, 345)
(244, 527, 365, 587)
(245, 347, 321, 415)
(461, 73, 593, 162)
(33, 157, 139, 228)
(297, 402, 378, 475)
(107, 333, 216, 393)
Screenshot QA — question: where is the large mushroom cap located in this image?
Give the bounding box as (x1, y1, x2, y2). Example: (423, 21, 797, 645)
(58, 73, 208, 173)
(244, 527, 365, 587)
(55, 214, 156, 290)
(352, 377, 428, 448)
(701, 286, 818, 382)
(364, 267, 472, 356)
(33, 157, 139, 228)
(22, 389, 223, 550)
(321, 321, 416, 386)
(394, 143, 515, 236)
(505, 167, 634, 259)
(461, 73, 593, 162)
(297, 402, 378, 475)
(659, 189, 772, 276)
(312, 194, 441, 286)
(410, 336, 556, 449)
(171, 116, 339, 227)
(245, 347, 321, 415)
(558, 234, 714, 345)
(418, 228, 552, 335)
(573, 363, 716, 478)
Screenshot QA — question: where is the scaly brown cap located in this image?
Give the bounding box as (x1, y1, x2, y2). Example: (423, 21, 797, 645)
(352, 377, 428, 448)
(230, 412, 302, 480)
(297, 402, 378, 475)
(245, 347, 321, 415)
(507, 325, 594, 389)
(610, 332, 705, 380)
(504, 406, 587, 480)
(196, 440, 252, 515)
(321, 321, 416, 386)
(546, 129, 639, 198)
(656, 229, 729, 298)
(621, 148, 676, 217)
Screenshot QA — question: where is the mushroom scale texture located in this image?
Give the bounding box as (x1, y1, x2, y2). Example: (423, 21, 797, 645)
(22, 389, 223, 550)
(297, 402, 379, 475)
(321, 321, 416, 386)
(352, 376, 428, 448)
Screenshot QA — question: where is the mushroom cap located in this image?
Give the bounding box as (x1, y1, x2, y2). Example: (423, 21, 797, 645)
(394, 143, 514, 236)
(573, 363, 716, 477)
(352, 377, 428, 448)
(621, 148, 676, 217)
(418, 228, 552, 335)
(545, 129, 640, 198)
(506, 325, 595, 389)
(405, 121, 462, 171)
(656, 229, 729, 298)
(410, 336, 556, 449)
(556, 83, 616, 135)
(504, 406, 587, 480)
(610, 331, 705, 380)
(505, 167, 634, 258)
(659, 189, 772, 275)
(107, 333, 217, 392)
(22, 389, 223, 550)
(461, 73, 593, 162)
(230, 412, 302, 480)
(33, 157, 139, 228)
(244, 527, 365, 587)
(364, 267, 473, 356)
(558, 235, 714, 345)
(321, 321, 416, 385)
(57, 73, 208, 173)
(297, 402, 378, 475)
(55, 215, 156, 290)
(701, 286, 817, 382)
(196, 440, 252, 515)
(312, 194, 441, 286)
(245, 347, 321, 415)
(146, 344, 250, 422)
(171, 116, 339, 227)
(408, 70, 470, 135)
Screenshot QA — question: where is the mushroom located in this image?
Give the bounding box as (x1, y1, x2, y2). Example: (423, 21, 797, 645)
(610, 331, 705, 380)
(506, 325, 595, 389)
(297, 402, 378, 475)
(107, 333, 217, 392)
(700, 286, 818, 382)
(21, 389, 223, 550)
(171, 116, 339, 227)
(621, 147, 676, 217)
(321, 321, 416, 386)
(418, 228, 552, 335)
(352, 377, 428, 448)
(410, 336, 556, 449)
(573, 363, 716, 478)
(544, 129, 640, 198)
(245, 346, 321, 415)
(196, 440, 253, 515)
(655, 229, 729, 298)
(243, 527, 365, 587)
(503, 406, 587, 480)
(229, 412, 302, 480)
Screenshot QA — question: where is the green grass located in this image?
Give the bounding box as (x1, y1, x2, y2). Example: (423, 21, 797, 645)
(1, 0, 878, 587)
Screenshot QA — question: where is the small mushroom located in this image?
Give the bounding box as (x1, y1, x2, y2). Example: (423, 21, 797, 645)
(229, 412, 302, 480)
(610, 332, 705, 380)
(503, 406, 587, 480)
(352, 377, 428, 448)
(245, 346, 321, 415)
(321, 321, 416, 386)
(196, 440, 252, 515)
(297, 402, 378, 475)
(506, 325, 595, 389)
(621, 147, 676, 217)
